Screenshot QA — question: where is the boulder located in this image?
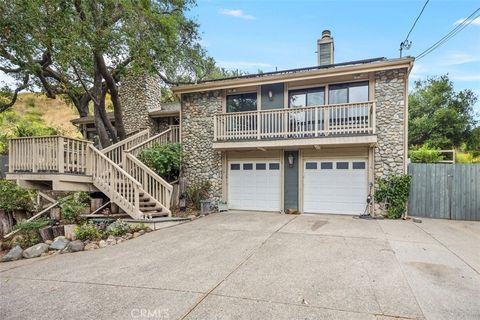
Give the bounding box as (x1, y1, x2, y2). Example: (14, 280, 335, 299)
(115, 237, 123, 244)
(64, 240, 84, 253)
(98, 240, 107, 248)
(106, 235, 116, 246)
(138, 230, 146, 236)
(23, 243, 49, 259)
(1, 245, 23, 262)
(45, 240, 53, 245)
(84, 243, 99, 251)
(133, 232, 141, 238)
(124, 233, 133, 240)
(49, 236, 70, 251)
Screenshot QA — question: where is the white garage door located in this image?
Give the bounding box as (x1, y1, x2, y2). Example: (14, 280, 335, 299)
(228, 161, 281, 211)
(303, 159, 368, 215)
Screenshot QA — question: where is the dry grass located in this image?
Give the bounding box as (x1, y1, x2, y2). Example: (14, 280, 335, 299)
(12, 93, 82, 138)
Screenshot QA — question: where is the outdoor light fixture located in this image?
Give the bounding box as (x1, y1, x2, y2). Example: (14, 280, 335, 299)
(268, 90, 274, 101)
(287, 152, 295, 168)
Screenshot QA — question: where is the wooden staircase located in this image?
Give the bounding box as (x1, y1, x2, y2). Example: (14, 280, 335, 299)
(7, 126, 180, 220)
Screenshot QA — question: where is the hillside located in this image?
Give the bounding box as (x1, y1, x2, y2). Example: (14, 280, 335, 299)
(11, 93, 82, 138)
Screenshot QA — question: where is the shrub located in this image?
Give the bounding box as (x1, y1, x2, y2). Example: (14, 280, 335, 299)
(409, 145, 444, 163)
(13, 218, 50, 231)
(108, 219, 132, 237)
(186, 181, 211, 210)
(374, 174, 412, 219)
(12, 231, 41, 249)
(138, 143, 182, 182)
(58, 192, 90, 224)
(130, 223, 148, 233)
(0, 180, 37, 213)
(456, 151, 480, 164)
(75, 223, 101, 241)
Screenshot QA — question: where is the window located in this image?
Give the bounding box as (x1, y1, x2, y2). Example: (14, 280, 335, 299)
(353, 162, 366, 170)
(227, 92, 257, 112)
(269, 163, 280, 170)
(328, 82, 369, 104)
(289, 87, 325, 108)
(230, 164, 240, 170)
(336, 162, 349, 169)
(243, 163, 253, 170)
(305, 162, 318, 169)
(320, 162, 333, 169)
(256, 163, 266, 170)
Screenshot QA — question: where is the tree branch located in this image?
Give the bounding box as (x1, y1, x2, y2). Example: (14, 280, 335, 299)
(0, 75, 29, 112)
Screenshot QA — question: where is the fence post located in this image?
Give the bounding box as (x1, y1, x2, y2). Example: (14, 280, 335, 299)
(57, 137, 64, 173)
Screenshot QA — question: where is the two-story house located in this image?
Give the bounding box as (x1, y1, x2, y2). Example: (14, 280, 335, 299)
(174, 30, 413, 215)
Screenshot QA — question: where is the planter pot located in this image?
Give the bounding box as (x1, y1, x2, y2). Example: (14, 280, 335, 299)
(52, 225, 65, 238)
(39, 226, 54, 242)
(63, 224, 77, 241)
(110, 203, 119, 214)
(50, 207, 61, 221)
(90, 198, 103, 212)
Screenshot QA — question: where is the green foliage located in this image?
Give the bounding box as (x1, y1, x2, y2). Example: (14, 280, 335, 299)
(409, 145, 444, 163)
(138, 143, 182, 182)
(375, 175, 412, 219)
(456, 152, 480, 164)
(409, 75, 478, 149)
(14, 218, 49, 231)
(75, 223, 101, 241)
(0, 108, 61, 154)
(0, 180, 37, 213)
(186, 181, 211, 210)
(58, 192, 90, 224)
(13, 230, 41, 249)
(108, 219, 131, 237)
(130, 223, 148, 233)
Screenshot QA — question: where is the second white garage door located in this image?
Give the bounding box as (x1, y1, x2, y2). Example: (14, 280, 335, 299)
(228, 161, 281, 211)
(303, 159, 368, 215)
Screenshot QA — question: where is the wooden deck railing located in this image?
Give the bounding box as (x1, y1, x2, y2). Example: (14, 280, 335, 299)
(101, 129, 150, 164)
(214, 101, 375, 141)
(126, 126, 180, 157)
(8, 136, 92, 174)
(89, 145, 143, 219)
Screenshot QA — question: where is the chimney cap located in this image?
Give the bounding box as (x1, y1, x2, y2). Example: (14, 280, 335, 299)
(321, 30, 332, 39)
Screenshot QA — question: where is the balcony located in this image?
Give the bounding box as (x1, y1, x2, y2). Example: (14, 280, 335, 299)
(213, 101, 377, 149)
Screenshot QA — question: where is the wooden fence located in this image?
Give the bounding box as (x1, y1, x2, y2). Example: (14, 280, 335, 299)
(408, 163, 480, 221)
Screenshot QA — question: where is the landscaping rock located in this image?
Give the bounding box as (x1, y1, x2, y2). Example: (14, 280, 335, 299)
(98, 240, 107, 248)
(23, 243, 49, 259)
(115, 237, 123, 244)
(1, 245, 23, 262)
(124, 233, 133, 240)
(133, 232, 141, 238)
(45, 240, 53, 245)
(64, 240, 84, 253)
(138, 230, 146, 236)
(49, 236, 70, 251)
(106, 235, 116, 246)
(145, 227, 153, 233)
(84, 243, 99, 251)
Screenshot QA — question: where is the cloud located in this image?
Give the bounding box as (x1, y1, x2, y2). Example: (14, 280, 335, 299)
(454, 17, 480, 26)
(442, 53, 480, 65)
(219, 9, 255, 20)
(217, 60, 272, 69)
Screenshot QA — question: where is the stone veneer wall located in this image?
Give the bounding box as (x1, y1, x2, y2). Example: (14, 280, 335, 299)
(374, 69, 407, 179)
(181, 91, 223, 200)
(119, 75, 161, 135)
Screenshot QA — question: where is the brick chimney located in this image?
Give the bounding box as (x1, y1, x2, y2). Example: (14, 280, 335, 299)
(317, 30, 334, 66)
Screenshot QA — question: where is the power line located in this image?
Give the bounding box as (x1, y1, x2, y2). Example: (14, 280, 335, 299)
(416, 7, 480, 60)
(400, 0, 430, 57)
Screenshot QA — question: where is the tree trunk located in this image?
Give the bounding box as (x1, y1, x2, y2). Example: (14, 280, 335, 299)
(95, 52, 127, 140)
(39, 226, 54, 242)
(98, 86, 118, 143)
(52, 225, 65, 238)
(92, 60, 112, 148)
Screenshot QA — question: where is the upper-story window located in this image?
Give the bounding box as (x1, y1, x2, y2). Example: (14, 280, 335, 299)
(226, 92, 257, 112)
(289, 87, 325, 108)
(329, 81, 369, 104)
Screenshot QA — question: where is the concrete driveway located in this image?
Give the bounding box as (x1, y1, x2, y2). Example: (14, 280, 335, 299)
(1, 212, 479, 320)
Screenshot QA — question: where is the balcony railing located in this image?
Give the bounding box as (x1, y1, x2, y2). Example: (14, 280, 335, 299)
(214, 101, 375, 141)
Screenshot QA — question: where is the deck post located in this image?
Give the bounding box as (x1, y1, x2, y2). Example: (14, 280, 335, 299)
(57, 137, 65, 173)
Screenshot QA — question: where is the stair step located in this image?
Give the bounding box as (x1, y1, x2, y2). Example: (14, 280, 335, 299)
(140, 206, 164, 212)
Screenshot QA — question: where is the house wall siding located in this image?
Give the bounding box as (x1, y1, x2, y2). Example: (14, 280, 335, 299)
(181, 91, 223, 200)
(373, 69, 406, 180)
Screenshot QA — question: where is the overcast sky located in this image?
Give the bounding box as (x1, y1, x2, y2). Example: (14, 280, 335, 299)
(1, 0, 479, 112)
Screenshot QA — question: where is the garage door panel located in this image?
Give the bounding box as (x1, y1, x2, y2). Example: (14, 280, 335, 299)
(303, 159, 367, 215)
(228, 161, 281, 212)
